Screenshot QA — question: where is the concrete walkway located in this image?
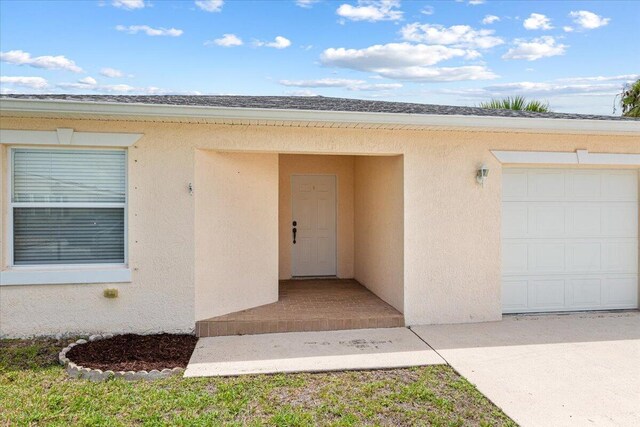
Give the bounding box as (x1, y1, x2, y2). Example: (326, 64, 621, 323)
(184, 327, 444, 377)
(412, 312, 640, 427)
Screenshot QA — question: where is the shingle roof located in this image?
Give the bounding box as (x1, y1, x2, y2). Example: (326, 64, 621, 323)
(1, 94, 635, 121)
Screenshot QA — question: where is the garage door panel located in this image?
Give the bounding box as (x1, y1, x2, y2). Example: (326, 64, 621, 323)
(503, 242, 529, 274)
(569, 278, 602, 307)
(531, 205, 566, 236)
(567, 171, 603, 200)
(530, 243, 565, 273)
(602, 205, 638, 236)
(502, 280, 529, 311)
(566, 242, 601, 272)
(531, 279, 566, 309)
(567, 205, 602, 236)
(502, 168, 638, 313)
(528, 170, 566, 200)
(602, 172, 638, 201)
(602, 241, 638, 272)
(502, 204, 529, 237)
(503, 170, 528, 200)
(602, 277, 639, 306)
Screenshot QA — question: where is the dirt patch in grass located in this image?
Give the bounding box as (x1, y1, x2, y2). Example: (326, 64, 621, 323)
(66, 334, 197, 371)
(0, 338, 71, 371)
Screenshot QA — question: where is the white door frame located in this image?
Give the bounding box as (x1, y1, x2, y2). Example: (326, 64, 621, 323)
(290, 174, 338, 277)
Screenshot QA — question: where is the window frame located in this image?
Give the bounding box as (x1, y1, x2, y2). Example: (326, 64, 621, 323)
(7, 145, 128, 269)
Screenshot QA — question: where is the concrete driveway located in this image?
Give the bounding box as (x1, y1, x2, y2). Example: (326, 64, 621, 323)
(412, 311, 640, 427)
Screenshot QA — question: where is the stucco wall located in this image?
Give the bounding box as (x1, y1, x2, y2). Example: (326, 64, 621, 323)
(354, 155, 404, 312)
(1, 115, 639, 336)
(279, 154, 354, 279)
(195, 150, 279, 320)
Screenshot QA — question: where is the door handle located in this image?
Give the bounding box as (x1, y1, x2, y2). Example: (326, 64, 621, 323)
(292, 221, 297, 244)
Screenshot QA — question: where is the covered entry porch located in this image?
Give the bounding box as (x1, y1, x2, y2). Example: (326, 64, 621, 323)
(196, 279, 404, 337)
(194, 151, 404, 337)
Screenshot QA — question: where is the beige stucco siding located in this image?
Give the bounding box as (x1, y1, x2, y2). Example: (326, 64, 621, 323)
(195, 151, 279, 320)
(278, 154, 354, 279)
(0, 115, 638, 336)
(354, 155, 404, 312)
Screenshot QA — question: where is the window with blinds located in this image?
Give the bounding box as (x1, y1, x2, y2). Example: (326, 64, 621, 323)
(11, 148, 126, 266)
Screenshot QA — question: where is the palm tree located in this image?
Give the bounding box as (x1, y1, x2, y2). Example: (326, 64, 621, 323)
(478, 96, 550, 113)
(620, 79, 640, 117)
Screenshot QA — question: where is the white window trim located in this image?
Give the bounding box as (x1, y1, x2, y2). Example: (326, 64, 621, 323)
(0, 128, 143, 147)
(491, 149, 640, 166)
(3, 145, 130, 285)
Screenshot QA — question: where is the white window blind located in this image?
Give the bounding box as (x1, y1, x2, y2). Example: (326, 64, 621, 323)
(11, 149, 126, 266)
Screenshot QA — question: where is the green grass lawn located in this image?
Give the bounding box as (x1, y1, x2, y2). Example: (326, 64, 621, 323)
(0, 337, 516, 427)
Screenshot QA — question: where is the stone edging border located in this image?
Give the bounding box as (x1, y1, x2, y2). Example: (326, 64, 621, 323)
(59, 334, 185, 381)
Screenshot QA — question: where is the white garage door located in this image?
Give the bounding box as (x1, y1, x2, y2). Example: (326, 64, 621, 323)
(502, 168, 639, 313)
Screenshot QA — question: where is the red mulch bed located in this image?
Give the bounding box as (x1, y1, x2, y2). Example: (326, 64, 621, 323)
(66, 334, 197, 372)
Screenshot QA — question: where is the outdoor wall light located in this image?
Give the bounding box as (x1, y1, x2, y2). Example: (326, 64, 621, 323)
(476, 165, 490, 187)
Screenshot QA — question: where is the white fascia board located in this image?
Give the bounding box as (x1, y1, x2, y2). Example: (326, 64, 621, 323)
(492, 149, 640, 166)
(0, 128, 142, 147)
(2, 98, 640, 135)
(0, 268, 132, 286)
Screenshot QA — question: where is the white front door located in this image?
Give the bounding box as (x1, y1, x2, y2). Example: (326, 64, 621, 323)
(502, 168, 639, 313)
(291, 175, 337, 277)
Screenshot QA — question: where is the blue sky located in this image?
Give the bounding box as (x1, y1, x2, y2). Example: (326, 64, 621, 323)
(1, 0, 638, 114)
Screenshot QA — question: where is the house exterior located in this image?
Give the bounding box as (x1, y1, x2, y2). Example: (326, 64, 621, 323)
(0, 95, 638, 338)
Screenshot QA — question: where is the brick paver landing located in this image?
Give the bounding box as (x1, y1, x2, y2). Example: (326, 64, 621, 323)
(196, 279, 404, 337)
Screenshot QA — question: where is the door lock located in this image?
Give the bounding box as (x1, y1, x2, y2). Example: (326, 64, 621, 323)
(292, 221, 297, 244)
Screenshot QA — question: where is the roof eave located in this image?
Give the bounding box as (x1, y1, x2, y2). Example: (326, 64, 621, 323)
(1, 98, 639, 135)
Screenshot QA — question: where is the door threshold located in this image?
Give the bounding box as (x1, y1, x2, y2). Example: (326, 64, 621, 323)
(290, 275, 338, 280)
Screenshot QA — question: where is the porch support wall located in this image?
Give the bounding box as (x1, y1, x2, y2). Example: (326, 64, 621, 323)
(354, 155, 404, 313)
(194, 150, 279, 320)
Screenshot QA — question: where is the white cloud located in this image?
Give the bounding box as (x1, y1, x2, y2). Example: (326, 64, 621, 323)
(79, 76, 97, 85)
(56, 79, 181, 94)
(374, 65, 497, 81)
(353, 82, 403, 91)
(112, 0, 146, 9)
(206, 34, 243, 47)
(295, 0, 320, 7)
(569, 10, 610, 29)
(421, 6, 434, 16)
(400, 23, 503, 49)
(0, 76, 48, 89)
(0, 50, 83, 73)
(482, 81, 621, 97)
(279, 78, 402, 91)
(321, 43, 472, 70)
(523, 13, 553, 30)
(195, 0, 224, 12)
(556, 74, 639, 84)
(321, 43, 496, 82)
(336, 0, 403, 22)
(115, 25, 183, 37)
(440, 74, 638, 100)
(280, 78, 366, 87)
(482, 15, 500, 25)
(563, 26, 574, 32)
(468, 0, 485, 4)
(502, 36, 567, 61)
(100, 67, 125, 78)
(286, 89, 319, 96)
(255, 36, 291, 49)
